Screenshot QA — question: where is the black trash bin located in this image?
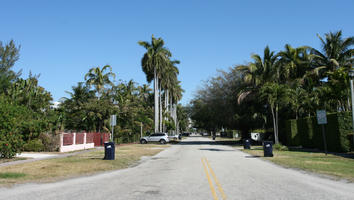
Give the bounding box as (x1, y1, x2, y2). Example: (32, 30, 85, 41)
(104, 142, 115, 160)
(243, 139, 251, 149)
(263, 141, 273, 157)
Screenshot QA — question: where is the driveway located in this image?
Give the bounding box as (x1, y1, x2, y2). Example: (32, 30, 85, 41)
(1, 137, 354, 200)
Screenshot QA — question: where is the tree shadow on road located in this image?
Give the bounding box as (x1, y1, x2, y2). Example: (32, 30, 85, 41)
(174, 138, 242, 147)
(198, 148, 235, 151)
(245, 155, 261, 158)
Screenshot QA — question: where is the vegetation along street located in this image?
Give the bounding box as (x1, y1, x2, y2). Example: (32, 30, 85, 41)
(0, 1, 354, 200)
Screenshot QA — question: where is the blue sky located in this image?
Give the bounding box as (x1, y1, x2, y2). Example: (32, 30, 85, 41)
(1, 0, 353, 104)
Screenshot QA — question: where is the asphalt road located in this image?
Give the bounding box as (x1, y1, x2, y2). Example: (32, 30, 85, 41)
(1, 136, 354, 200)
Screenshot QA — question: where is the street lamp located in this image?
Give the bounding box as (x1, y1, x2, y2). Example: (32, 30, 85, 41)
(349, 69, 354, 149)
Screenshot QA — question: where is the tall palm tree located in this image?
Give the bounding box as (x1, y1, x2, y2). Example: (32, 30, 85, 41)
(236, 46, 278, 103)
(170, 82, 183, 133)
(311, 31, 353, 79)
(311, 31, 354, 111)
(236, 46, 283, 142)
(138, 35, 171, 132)
(160, 59, 179, 132)
(260, 82, 291, 144)
(277, 44, 312, 85)
(84, 65, 116, 99)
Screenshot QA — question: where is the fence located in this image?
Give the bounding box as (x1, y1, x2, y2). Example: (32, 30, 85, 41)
(59, 132, 110, 152)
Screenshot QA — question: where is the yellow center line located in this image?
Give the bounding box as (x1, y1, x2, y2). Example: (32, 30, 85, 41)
(204, 158, 227, 200)
(201, 158, 218, 200)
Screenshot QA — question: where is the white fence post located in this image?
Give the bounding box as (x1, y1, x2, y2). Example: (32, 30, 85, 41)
(84, 132, 87, 144)
(60, 133, 63, 152)
(73, 132, 76, 145)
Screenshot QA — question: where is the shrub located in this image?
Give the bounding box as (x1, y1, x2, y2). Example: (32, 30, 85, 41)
(39, 132, 60, 152)
(23, 139, 44, 152)
(273, 143, 288, 151)
(0, 97, 26, 158)
(0, 132, 24, 158)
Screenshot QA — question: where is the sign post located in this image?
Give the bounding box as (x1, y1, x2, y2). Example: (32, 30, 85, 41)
(110, 115, 116, 141)
(316, 110, 328, 155)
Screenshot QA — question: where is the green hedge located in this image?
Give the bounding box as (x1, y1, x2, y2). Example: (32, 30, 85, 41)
(284, 112, 352, 152)
(23, 139, 44, 152)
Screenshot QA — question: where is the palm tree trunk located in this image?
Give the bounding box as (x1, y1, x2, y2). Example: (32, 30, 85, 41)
(165, 90, 168, 111)
(173, 104, 177, 134)
(275, 104, 279, 144)
(154, 68, 159, 133)
(270, 104, 279, 144)
(170, 98, 173, 118)
(159, 82, 162, 132)
(164, 90, 168, 133)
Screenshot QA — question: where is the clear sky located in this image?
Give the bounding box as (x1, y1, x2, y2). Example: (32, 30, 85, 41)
(1, 0, 353, 104)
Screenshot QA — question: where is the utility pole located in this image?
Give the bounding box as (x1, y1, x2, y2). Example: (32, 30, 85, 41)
(110, 115, 116, 141)
(349, 69, 354, 149)
(140, 122, 143, 138)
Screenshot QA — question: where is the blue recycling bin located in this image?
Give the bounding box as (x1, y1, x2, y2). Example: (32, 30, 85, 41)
(263, 141, 273, 157)
(243, 139, 251, 149)
(104, 142, 115, 160)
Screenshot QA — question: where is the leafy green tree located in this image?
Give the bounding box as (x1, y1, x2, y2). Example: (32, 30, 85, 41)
(0, 40, 21, 93)
(189, 30, 353, 144)
(7, 74, 53, 113)
(61, 82, 95, 131)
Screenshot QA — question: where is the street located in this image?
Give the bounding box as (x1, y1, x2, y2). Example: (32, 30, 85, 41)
(1, 136, 354, 200)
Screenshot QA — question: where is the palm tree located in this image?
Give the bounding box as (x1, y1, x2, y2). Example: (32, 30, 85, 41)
(260, 82, 291, 144)
(236, 46, 282, 141)
(84, 65, 116, 99)
(277, 44, 312, 86)
(311, 31, 354, 111)
(236, 46, 278, 103)
(160, 59, 179, 132)
(311, 31, 353, 74)
(170, 82, 183, 133)
(138, 35, 171, 133)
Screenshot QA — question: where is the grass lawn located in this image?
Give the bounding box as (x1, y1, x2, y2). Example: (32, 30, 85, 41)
(0, 144, 168, 186)
(242, 148, 354, 182)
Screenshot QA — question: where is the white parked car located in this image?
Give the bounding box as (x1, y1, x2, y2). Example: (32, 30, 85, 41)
(140, 133, 169, 144)
(168, 135, 179, 141)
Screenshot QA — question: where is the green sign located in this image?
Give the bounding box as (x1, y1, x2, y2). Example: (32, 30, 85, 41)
(316, 110, 327, 125)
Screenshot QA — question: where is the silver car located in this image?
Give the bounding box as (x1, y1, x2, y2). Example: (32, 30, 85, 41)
(140, 133, 169, 144)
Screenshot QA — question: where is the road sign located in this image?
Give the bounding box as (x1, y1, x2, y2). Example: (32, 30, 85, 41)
(316, 110, 327, 125)
(316, 110, 328, 155)
(110, 115, 116, 126)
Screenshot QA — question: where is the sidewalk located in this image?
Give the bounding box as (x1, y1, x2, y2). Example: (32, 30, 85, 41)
(0, 148, 99, 168)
